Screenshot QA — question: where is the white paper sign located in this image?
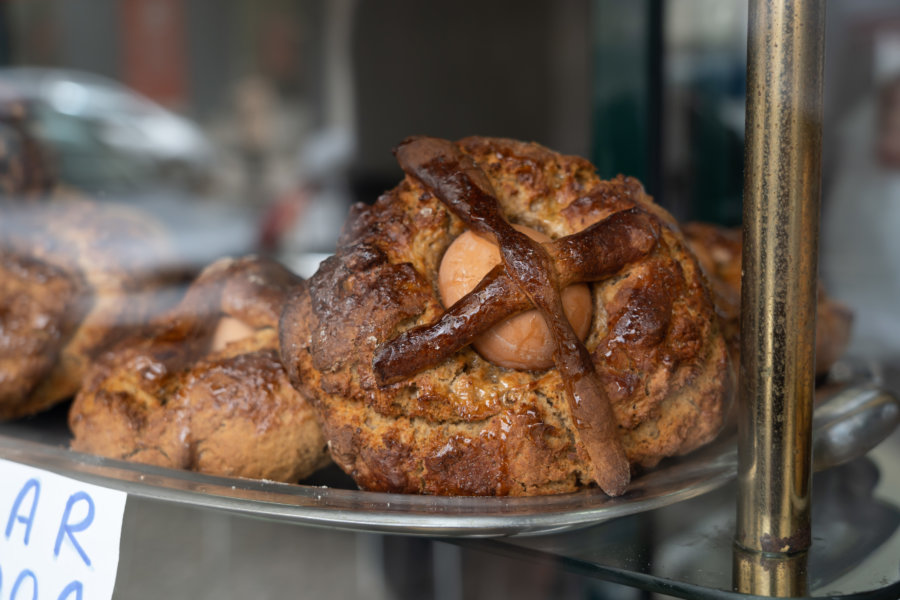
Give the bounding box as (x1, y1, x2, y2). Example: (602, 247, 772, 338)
(0, 458, 127, 600)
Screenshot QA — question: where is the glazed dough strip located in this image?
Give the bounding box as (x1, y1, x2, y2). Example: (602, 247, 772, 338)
(373, 207, 659, 385)
(393, 136, 631, 496)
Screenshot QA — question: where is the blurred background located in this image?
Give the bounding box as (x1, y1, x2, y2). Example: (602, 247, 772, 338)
(2, 2, 900, 598)
(8, 0, 894, 361)
(4, 0, 900, 353)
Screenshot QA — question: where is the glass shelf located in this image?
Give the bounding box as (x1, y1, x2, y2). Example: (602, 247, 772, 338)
(466, 425, 900, 598)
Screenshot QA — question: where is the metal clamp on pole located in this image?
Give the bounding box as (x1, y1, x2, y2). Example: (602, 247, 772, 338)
(735, 0, 825, 596)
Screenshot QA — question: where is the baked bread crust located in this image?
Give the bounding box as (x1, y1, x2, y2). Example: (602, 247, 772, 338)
(0, 252, 86, 417)
(69, 257, 330, 483)
(281, 137, 733, 496)
(0, 196, 172, 418)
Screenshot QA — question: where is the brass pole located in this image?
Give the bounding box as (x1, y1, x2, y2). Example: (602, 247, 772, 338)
(735, 0, 824, 596)
(733, 546, 809, 597)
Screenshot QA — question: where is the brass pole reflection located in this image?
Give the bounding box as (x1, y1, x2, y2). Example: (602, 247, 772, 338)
(735, 0, 824, 596)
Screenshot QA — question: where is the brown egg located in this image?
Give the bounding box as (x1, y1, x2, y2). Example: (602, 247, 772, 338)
(210, 316, 256, 352)
(438, 225, 592, 370)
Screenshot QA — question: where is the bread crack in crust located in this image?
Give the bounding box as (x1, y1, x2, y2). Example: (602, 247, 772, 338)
(280, 137, 733, 496)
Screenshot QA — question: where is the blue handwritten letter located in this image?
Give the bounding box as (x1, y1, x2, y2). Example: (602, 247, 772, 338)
(10, 569, 37, 600)
(5, 478, 40, 545)
(58, 580, 84, 600)
(54, 491, 95, 567)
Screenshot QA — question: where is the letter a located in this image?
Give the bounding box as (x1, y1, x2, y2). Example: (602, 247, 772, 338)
(4, 478, 40, 545)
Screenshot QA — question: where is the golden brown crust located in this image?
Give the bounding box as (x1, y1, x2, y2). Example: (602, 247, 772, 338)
(683, 222, 853, 377)
(0, 252, 87, 418)
(69, 256, 330, 483)
(0, 196, 172, 418)
(280, 137, 733, 496)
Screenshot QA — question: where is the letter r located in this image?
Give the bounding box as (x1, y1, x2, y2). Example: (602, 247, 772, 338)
(54, 491, 95, 567)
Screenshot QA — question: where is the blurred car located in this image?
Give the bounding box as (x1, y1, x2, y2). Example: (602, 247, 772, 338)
(0, 67, 215, 194)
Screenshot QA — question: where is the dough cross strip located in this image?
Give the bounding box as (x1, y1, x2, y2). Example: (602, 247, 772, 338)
(377, 136, 660, 496)
(374, 207, 660, 384)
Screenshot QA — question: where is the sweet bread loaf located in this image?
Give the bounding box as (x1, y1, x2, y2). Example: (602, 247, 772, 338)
(1, 92, 176, 418)
(69, 256, 330, 483)
(280, 136, 733, 496)
(0, 196, 172, 419)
